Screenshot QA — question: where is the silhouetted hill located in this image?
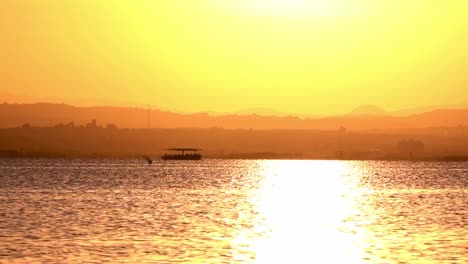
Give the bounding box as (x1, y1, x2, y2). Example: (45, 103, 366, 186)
(391, 103, 468, 116)
(348, 105, 388, 116)
(235, 108, 293, 117)
(1, 103, 468, 130)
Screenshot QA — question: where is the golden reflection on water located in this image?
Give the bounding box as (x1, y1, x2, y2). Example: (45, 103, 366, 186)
(1, 159, 466, 263)
(233, 160, 368, 263)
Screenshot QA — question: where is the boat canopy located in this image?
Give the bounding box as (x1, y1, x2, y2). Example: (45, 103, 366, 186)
(165, 148, 201, 152)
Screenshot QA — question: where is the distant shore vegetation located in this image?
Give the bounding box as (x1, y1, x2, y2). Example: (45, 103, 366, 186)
(1, 122, 467, 161)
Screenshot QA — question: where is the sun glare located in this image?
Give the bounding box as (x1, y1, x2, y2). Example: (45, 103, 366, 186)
(237, 0, 360, 18)
(252, 0, 313, 14)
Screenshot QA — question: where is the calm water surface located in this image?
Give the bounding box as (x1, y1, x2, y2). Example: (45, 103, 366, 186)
(0, 159, 466, 263)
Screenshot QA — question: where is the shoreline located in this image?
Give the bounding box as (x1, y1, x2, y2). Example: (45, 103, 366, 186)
(1, 152, 467, 162)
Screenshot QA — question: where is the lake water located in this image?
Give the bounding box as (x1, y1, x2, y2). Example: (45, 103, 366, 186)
(0, 159, 466, 263)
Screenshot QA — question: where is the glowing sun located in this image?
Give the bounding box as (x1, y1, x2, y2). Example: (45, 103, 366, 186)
(243, 0, 346, 17)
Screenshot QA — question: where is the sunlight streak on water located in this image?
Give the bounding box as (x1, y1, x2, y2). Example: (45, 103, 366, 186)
(232, 160, 367, 263)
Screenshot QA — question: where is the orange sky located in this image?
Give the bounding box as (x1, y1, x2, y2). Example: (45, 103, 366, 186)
(1, 1, 467, 115)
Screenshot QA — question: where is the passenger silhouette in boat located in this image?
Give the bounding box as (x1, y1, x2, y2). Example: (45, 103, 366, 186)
(161, 148, 202, 160)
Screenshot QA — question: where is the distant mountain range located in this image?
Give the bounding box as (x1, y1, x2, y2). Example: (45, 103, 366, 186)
(234, 107, 295, 117)
(232, 103, 468, 118)
(0, 102, 467, 130)
(346, 103, 468, 117)
(347, 105, 388, 116)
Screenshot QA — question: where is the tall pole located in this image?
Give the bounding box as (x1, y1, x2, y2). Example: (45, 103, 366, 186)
(147, 104, 150, 129)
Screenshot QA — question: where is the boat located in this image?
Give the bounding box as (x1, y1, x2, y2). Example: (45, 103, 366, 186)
(162, 148, 202, 160)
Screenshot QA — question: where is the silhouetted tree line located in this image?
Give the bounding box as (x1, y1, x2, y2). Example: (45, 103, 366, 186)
(19, 120, 118, 130)
(2, 124, 468, 160)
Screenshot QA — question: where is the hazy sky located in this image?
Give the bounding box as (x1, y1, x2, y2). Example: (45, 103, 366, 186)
(1, 1, 467, 115)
